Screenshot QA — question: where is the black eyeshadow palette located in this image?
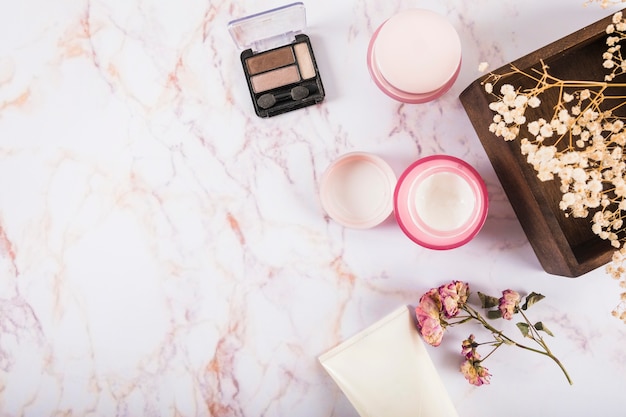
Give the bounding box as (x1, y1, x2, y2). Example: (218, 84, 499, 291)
(228, 3, 325, 118)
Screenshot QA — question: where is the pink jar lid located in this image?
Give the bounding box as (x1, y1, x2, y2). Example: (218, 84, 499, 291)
(367, 9, 462, 103)
(320, 152, 397, 229)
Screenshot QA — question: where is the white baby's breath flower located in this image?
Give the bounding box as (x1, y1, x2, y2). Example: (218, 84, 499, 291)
(528, 96, 541, 108)
(561, 152, 580, 164)
(478, 62, 489, 72)
(593, 222, 604, 234)
(589, 179, 604, 193)
(489, 101, 504, 113)
(540, 123, 554, 138)
(528, 121, 540, 136)
(580, 89, 592, 101)
(560, 192, 577, 210)
(503, 91, 517, 107)
(504, 127, 519, 141)
(500, 84, 515, 95)
(538, 170, 554, 181)
(613, 11, 623, 24)
(616, 180, 626, 197)
(572, 167, 588, 183)
(514, 95, 528, 108)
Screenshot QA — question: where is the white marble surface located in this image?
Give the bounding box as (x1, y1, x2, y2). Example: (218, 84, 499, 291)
(1, 0, 625, 416)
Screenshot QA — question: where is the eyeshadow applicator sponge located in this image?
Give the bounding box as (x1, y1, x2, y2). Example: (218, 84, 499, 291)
(257, 85, 310, 109)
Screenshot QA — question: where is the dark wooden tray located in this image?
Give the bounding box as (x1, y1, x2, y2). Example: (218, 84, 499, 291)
(460, 11, 624, 277)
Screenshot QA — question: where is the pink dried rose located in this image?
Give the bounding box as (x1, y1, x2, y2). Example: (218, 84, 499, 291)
(438, 281, 470, 318)
(460, 335, 490, 386)
(498, 289, 521, 320)
(413, 281, 571, 386)
(461, 334, 477, 358)
(418, 288, 442, 316)
(415, 288, 445, 346)
(460, 332, 491, 385)
(418, 315, 445, 347)
(461, 359, 491, 386)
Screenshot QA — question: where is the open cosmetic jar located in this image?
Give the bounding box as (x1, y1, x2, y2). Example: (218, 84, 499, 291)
(228, 2, 325, 118)
(367, 9, 462, 103)
(319, 153, 488, 249)
(394, 155, 488, 250)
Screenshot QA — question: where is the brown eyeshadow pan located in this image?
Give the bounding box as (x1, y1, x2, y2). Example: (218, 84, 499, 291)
(245, 46, 295, 75)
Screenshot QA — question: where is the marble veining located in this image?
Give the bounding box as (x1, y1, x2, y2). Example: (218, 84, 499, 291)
(0, 0, 624, 416)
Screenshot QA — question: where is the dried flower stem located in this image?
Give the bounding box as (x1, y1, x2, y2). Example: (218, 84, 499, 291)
(459, 304, 573, 385)
(415, 282, 570, 386)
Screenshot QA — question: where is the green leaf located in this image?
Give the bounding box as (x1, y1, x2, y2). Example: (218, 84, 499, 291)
(534, 321, 554, 337)
(487, 309, 503, 320)
(478, 292, 500, 309)
(522, 292, 545, 310)
(516, 322, 531, 338)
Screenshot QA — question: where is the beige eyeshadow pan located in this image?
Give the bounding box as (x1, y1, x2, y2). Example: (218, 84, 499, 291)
(294, 42, 315, 79)
(250, 65, 301, 93)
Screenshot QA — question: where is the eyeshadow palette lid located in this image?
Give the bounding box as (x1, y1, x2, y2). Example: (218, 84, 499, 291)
(228, 2, 307, 53)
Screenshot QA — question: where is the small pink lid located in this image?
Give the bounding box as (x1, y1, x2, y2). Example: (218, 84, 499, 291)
(393, 155, 488, 250)
(320, 152, 396, 229)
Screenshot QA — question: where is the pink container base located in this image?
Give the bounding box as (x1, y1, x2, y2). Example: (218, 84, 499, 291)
(393, 155, 488, 250)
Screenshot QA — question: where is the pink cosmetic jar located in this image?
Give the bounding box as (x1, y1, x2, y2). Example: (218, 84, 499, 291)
(320, 153, 488, 250)
(393, 155, 488, 250)
(367, 9, 462, 103)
